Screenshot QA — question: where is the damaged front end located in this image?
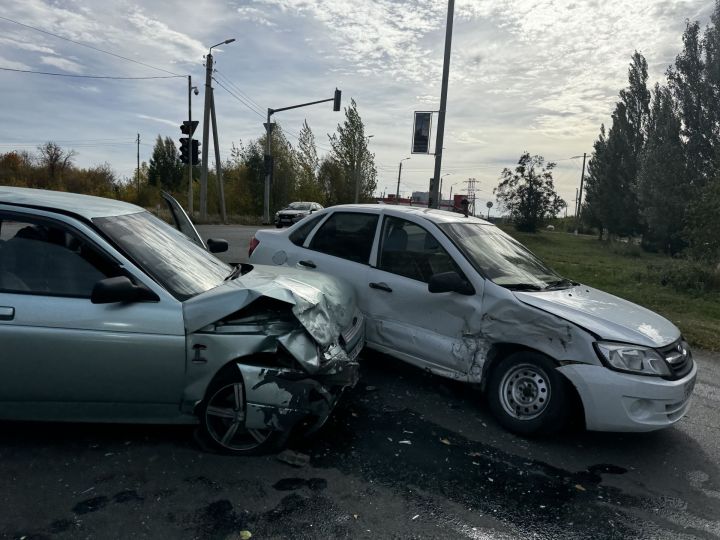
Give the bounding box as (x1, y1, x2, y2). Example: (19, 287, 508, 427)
(182, 265, 364, 437)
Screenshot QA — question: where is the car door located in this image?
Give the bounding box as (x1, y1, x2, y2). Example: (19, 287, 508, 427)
(161, 191, 207, 249)
(281, 210, 380, 316)
(365, 214, 481, 378)
(0, 209, 186, 421)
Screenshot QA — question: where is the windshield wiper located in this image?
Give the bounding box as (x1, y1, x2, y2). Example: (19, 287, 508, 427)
(503, 283, 545, 291)
(224, 265, 242, 281)
(543, 278, 578, 290)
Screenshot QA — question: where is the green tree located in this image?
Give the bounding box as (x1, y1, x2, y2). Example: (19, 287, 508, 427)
(328, 99, 377, 203)
(295, 120, 323, 202)
(147, 135, 183, 191)
(637, 85, 689, 254)
(494, 152, 565, 232)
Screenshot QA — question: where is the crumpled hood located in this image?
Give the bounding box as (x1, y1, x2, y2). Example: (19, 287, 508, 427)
(513, 285, 680, 348)
(183, 264, 355, 345)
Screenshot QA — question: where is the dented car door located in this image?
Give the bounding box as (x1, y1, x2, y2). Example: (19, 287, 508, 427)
(365, 214, 484, 379)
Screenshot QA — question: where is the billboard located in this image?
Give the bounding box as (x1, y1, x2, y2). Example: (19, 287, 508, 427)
(412, 111, 433, 154)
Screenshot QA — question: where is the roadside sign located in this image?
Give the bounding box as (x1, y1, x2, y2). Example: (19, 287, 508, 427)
(412, 112, 433, 154)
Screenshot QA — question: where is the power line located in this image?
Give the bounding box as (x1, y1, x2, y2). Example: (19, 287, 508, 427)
(213, 70, 265, 115)
(0, 15, 184, 77)
(212, 77, 265, 120)
(0, 66, 183, 79)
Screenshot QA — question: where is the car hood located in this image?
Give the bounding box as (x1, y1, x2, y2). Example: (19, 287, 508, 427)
(183, 264, 355, 345)
(278, 210, 307, 215)
(513, 285, 680, 348)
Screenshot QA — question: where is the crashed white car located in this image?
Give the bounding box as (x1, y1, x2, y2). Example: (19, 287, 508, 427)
(0, 188, 363, 455)
(249, 205, 697, 434)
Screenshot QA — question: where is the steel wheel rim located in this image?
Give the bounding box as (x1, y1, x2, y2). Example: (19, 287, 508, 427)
(205, 382, 271, 451)
(499, 363, 551, 420)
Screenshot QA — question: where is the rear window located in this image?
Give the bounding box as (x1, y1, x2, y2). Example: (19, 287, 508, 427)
(309, 212, 378, 264)
(289, 214, 324, 247)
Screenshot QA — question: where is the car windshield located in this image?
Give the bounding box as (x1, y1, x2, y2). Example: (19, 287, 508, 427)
(287, 202, 311, 210)
(93, 211, 232, 301)
(438, 222, 567, 290)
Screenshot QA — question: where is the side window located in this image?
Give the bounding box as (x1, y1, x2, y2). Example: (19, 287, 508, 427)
(289, 214, 324, 247)
(309, 212, 379, 264)
(0, 214, 121, 297)
(378, 216, 462, 283)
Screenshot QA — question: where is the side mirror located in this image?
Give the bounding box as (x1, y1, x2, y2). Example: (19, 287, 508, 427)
(91, 276, 159, 304)
(428, 271, 475, 295)
(207, 238, 229, 253)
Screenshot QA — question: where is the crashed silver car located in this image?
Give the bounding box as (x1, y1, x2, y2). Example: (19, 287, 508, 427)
(250, 205, 696, 435)
(0, 187, 363, 455)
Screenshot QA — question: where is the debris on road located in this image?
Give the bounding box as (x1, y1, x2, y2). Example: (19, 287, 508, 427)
(276, 450, 310, 468)
(440, 438, 451, 445)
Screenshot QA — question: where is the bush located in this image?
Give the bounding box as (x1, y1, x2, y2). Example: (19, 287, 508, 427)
(645, 259, 720, 294)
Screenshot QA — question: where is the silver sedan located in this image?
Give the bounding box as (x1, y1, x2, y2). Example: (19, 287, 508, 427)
(0, 187, 363, 455)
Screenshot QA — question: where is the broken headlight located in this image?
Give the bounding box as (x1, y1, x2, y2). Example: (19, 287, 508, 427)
(594, 342, 670, 376)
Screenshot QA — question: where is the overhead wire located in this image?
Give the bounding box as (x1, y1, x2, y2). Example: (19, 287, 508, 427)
(0, 66, 183, 79)
(212, 76, 266, 120)
(0, 15, 184, 77)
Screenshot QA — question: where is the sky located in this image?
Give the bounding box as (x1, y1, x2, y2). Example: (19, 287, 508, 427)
(0, 0, 716, 213)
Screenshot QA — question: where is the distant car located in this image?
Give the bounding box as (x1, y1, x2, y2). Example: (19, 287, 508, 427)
(0, 188, 363, 455)
(275, 202, 323, 228)
(250, 204, 696, 435)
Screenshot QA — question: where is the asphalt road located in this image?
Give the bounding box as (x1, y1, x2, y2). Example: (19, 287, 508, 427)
(0, 226, 718, 539)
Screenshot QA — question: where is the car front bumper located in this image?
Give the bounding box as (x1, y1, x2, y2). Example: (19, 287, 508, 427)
(275, 214, 306, 226)
(237, 357, 360, 432)
(558, 362, 697, 432)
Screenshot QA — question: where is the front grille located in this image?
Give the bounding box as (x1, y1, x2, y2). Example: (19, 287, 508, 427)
(659, 340, 693, 379)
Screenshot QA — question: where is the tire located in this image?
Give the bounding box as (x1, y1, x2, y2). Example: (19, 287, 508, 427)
(487, 351, 570, 436)
(197, 371, 287, 455)
(275, 223, 283, 228)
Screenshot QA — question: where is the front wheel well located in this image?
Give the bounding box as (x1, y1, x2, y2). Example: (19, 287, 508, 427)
(481, 343, 586, 429)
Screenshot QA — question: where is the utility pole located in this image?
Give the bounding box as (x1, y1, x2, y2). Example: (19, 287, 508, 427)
(187, 76, 194, 215)
(395, 157, 409, 203)
(465, 177, 477, 216)
(429, 0, 455, 209)
(199, 54, 213, 221)
(574, 152, 587, 234)
(210, 87, 226, 222)
(200, 38, 235, 221)
(136, 133, 140, 197)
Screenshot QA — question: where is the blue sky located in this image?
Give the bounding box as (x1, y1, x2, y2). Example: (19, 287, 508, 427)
(0, 0, 716, 211)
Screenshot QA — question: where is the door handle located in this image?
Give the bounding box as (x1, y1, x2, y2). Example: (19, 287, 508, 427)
(369, 282, 392, 293)
(0, 307, 15, 321)
(298, 260, 316, 269)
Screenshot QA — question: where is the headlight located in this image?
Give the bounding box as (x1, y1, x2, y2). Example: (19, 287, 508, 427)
(595, 342, 670, 376)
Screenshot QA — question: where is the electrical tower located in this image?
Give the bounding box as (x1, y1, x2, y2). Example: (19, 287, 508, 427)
(464, 177, 478, 216)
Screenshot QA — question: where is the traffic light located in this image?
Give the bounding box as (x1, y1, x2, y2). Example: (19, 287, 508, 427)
(333, 88, 341, 112)
(191, 140, 200, 165)
(179, 137, 190, 164)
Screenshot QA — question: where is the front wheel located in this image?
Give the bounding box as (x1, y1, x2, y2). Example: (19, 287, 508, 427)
(198, 375, 287, 455)
(487, 352, 570, 435)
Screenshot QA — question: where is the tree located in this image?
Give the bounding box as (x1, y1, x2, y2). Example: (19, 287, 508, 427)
(494, 152, 565, 232)
(328, 99, 377, 203)
(37, 142, 76, 188)
(637, 85, 689, 254)
(147, 136, 183, 191)
(295, 120, 323, 202)
(583, 53, 650, 238)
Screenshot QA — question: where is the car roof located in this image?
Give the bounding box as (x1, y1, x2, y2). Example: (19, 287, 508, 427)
(0, 187, 145, 219)
(327, 204, 491, 225)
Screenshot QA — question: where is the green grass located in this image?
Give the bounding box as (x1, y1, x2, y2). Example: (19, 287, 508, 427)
(501, 227, 720, 351)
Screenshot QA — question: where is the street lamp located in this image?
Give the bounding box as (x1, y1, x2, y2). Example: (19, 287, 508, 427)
(395, 156, 410, 203)
(199, 37, 236, 221)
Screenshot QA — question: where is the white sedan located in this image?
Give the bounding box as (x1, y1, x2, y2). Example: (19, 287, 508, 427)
(249, 204, 697, 435)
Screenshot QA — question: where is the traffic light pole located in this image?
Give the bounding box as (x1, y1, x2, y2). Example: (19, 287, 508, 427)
(199, 53, 213, 221)
(429, 0, 455, 209)
(263, 90, 342, 224)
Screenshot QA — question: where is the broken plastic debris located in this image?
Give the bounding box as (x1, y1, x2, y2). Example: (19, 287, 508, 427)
(365, 385, 377, 392)
(276, 449, 310, 468)
(239, 531, 252, 540)
(440, 438, 451, 445)
(575, 484, 586, 491)
(411, 515, 419, 520)
(468, 451, 482, 457)
(399, 440, 412, 445)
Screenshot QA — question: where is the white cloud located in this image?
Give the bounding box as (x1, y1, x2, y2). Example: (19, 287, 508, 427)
(0, 36, 56, 54)
(40, 55, 84, 74)
(0, 55, 32, 71)
(137, 114, 181, 128)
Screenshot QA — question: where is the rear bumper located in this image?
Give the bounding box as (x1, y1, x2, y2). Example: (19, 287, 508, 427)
(238, 360, 359, 432)
(558, 362, 697, 432)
